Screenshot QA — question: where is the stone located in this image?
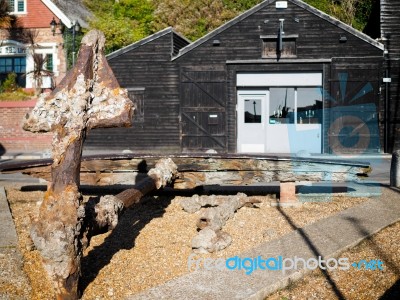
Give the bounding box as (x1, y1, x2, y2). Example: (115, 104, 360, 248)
(280, 181, 297, 203)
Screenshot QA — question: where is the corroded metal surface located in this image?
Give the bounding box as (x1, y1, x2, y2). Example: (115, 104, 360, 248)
(21, 30, 134, 299)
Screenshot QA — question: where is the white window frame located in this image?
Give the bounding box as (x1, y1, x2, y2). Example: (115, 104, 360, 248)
(25, 43, 58, 89)
(237, 73, 322, 87)
(7, 0, 26, 14)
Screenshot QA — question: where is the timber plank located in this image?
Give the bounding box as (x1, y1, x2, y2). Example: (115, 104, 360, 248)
(0, 154, 371, 188)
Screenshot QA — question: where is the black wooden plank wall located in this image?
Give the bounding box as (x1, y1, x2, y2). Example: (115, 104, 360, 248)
(176, 1, 383, 153)
(381, 0, 400, 151)
(178, 2, 382, 63)
(387, 60, 400, 151)
(180, 68, 227, 152)
(84, 1, 384, 154)
(84, 33, 182, 153)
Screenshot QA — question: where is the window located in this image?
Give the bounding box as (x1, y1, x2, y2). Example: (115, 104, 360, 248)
(244, 99, 262, 123)
(269, 87, 322, 125)
(0, 57, 26, 73)
(0, 56, 26, 86)
(297, 88, 323, 124)
(127, 88, 145, 122)
(261, 35, 298, 59)
(7, 0, 25, 13)
(269, 88, 295, 124)
(45, 54, 53, 72)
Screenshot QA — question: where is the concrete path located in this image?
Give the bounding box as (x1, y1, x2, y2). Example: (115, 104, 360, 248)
(0, 187, 31, 299)
(0, 187, 18, 248)
(127, 187, 400, 300)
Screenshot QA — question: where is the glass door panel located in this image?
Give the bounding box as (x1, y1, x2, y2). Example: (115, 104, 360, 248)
(297, 88, 323, 124)
(237, 92, 267, 153)
(269, 88, 295, 124)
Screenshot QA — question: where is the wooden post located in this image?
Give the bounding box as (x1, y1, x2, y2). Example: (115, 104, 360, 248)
(273, 181, 300, 207)
(390, 150, 400, 188)
(23, 30, 133, 299)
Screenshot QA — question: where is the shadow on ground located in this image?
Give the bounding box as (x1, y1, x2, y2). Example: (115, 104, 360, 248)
(276, 206, 347, 299)
(78, 193, 174, 296)
(275, 191, 399, 300)
(379, 279, 400, 299)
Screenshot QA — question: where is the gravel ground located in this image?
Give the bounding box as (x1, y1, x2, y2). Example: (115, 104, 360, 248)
(266, 220, 400, 300)
(2, 184, 398, 299)
(0, 247, 31, 299)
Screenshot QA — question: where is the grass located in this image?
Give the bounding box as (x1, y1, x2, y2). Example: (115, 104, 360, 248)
(0, 90, 35, 101)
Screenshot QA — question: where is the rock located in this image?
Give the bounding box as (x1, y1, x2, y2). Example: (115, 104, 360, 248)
(191, 227, 232, 253)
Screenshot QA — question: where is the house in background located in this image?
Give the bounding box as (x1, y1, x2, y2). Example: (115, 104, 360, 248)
(85, 0, 387, 155)
(0, 0, 90, 89)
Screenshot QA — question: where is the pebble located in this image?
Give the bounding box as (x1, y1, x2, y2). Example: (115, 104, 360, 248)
(6, 187, 398, 300)
(263, 228, 277, 238)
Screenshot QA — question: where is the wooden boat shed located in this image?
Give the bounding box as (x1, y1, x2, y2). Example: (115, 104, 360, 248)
(85, 0, 387, 155)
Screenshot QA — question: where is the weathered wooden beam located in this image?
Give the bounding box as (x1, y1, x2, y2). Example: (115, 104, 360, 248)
(0, 155, 372, 188)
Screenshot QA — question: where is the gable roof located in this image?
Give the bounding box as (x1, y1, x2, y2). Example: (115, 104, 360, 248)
(173, 0, 383, 60)
(107, 27, 191, 60)
(41, 0, 92, 28)
(41, 0, 70, 27)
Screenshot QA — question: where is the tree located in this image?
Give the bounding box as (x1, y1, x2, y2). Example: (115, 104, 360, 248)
(83, 0, 375, 52)
(23, 29, 54, 95)
(304, 0, 374, 30)
(222, 0, 262, 12)
(353, 0, 374, 30)
(152, 0, 236, 41)
(84, 0, 155, 53)
(0, 0, 12, 28)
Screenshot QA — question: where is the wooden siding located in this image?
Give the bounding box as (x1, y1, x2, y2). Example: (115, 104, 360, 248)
(180, 68, 227, 152)
(381, 0, 400, 57)
(173, 33, 190, 57)
(381, 0, 400, 151)
(176, 1, 382, 63)
(85, 0, 384, 154)
(84, 32, 182, 153)
(176, 0, 383, 153)
(388, 60, 400, 151)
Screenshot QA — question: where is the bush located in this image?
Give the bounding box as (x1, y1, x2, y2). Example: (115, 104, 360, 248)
(0, 72, 34, 101)
(1, 72, 18, 92)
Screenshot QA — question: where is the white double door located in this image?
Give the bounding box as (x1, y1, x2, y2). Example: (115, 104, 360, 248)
(237, 89, 322, 154)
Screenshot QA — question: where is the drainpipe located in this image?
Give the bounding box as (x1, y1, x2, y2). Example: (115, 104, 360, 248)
(383, 44, 390, 153)
(385, 67, 389, 153)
